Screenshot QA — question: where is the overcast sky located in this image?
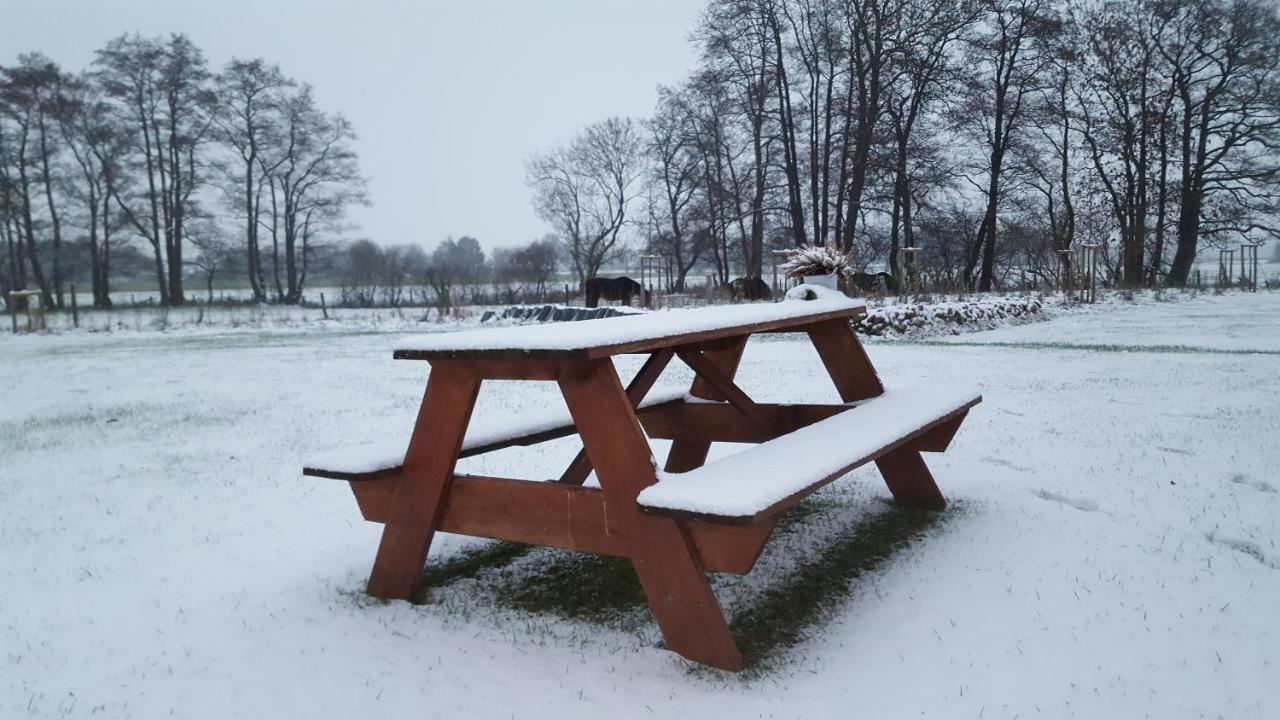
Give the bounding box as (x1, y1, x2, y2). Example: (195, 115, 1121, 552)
(0, 0, 702, 250)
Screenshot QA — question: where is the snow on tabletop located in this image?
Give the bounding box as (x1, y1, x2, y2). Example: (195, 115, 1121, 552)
(394, 285, 861, 354)
(304, 388, 688, 475)
(637, 386, 980, 517)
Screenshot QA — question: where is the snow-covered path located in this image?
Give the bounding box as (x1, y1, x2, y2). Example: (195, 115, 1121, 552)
(1, 293, 1277, 718)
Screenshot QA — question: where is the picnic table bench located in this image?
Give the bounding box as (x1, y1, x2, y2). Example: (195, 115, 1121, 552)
(304, 287, 981, 671)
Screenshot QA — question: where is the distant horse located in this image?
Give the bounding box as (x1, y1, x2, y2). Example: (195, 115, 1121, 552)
(728, 276, 772, 301)
(585, 276, 648, 308)
(849, 272, 898, 295)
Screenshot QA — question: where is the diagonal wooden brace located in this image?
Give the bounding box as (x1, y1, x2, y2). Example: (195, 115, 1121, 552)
(558, 348, 674, 485)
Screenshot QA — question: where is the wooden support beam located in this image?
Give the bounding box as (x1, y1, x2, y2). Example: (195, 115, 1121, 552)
(676, 347, 771, 431)
(559, 349, 675, 485)
(366, 364, 481, 600)
(875, 449, 947, 510)
(664, 337, 747, 473)
(639, 402, 849, 443)
(805, 319, 884, 402)
(348, 473, 775, 575)
(560, 359, 743, 670)
(910, 411, 968, 452)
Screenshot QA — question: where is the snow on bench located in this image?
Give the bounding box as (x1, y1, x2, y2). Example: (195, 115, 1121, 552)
(393, 286, 863, 359)
(303, 388, 688, 480)
(637, 386, 981, 521)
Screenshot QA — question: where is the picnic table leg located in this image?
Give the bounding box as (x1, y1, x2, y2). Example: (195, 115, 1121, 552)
(560, 360, 742, 671)
(663, 336, 747, 473)
(805, 318, 884, 402)
(875, 447, 947, 511)
(558, 348, 674, 485)
(806, 319, 946, 508)
(366, 363, 481, 600)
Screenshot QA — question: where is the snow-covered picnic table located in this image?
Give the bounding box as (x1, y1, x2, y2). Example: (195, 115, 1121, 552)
(304, 289, 981, 671)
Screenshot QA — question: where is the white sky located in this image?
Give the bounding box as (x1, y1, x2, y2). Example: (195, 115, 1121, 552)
(0, 0, 702, 250)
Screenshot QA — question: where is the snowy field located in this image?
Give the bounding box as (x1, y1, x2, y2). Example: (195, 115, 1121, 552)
(1, 291, 1277, 718)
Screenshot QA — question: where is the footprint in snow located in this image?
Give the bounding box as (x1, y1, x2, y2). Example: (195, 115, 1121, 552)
(1206, 531, 1280, 569)
(1228, 473, 1276, 494)
(1033, 489, 1101, 513)
(984, 456, 1033, 473)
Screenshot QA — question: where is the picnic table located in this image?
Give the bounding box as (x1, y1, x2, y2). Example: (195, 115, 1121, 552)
(304, 287, 981, 671)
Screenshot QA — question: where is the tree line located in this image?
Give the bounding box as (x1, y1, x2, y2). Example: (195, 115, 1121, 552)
(529, 0, 1280, 292)
(336, 234, 560, 311)
(0, 33, 366, 309)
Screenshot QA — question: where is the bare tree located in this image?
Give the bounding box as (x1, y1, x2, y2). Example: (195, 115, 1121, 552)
(885, 0, 978, 277)
(94, 33, 214, 306)
(213, 58, 292, 302)
(527, 117, 642, 287)
(648, 86, 709, 290)
(1156, 0, 1280, 285)
(258, 84, 366, 303)
(56, 73, 129, 308)
(957, 0, 1061, 291)
(1, 54, 67, 307)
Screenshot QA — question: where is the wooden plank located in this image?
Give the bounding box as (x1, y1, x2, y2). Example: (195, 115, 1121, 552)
(664, 336, 748, 473)
(910, 411, 968, 452)
(365, 363, 481, 600)
(675, 348, 771, 430)
(644, 402, 976, 525)
(348, 473, 774, 575)
(304, 395, 688, 482)
(442, 474, 622, 556)
(456, 358, 568, 381)
(687, 518, 777, 575)
(875, 448, 947, 510)
(559, 359, 743, 670)
(640, 402, 849, 443)
(559, 348, 674, 485)
(805, 318, 884, 402)
(392, 307, 863, 362)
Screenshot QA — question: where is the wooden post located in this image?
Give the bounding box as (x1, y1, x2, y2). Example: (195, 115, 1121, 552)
(7, 293, 15, 334)
(1058, 249, 1074, 299)
(559, 360, 742, 671)
(366, 365, 482, 600)
(1079, 244, 1100, 303)
(664, 337, 749, 473)
(320, 292, 329, 319)
(70, 283, 79, 328)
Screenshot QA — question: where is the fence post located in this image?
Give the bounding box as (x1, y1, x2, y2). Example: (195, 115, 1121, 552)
(320, 292, 329, 319)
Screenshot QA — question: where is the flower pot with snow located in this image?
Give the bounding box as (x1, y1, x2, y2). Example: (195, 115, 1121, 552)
(780, 243, 854, 293)
(802, 273, 839, 290)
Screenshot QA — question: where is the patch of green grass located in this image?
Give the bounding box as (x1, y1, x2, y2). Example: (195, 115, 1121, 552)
(495, 552, 648, 629)
(483, 500, 836, 631)
(406, 498, 950, 676)
(411, 541, 532, 604)
(729, 504, 947, 674)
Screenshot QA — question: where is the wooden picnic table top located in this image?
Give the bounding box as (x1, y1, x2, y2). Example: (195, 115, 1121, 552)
(393, 289, 866, 361)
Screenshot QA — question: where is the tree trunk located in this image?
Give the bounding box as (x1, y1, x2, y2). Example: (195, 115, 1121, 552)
(37, 118, 65, 308)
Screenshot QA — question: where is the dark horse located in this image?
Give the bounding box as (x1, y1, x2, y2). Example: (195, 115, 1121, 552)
(849, 272, 899, 295)
(585, 276, 649, 308)
(728, 276, 772, 301)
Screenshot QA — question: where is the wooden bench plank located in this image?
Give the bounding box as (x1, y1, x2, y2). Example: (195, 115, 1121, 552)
(345, 473, 778, 575)
(303, 388, 687, 481)
(636, 387, 981, 523)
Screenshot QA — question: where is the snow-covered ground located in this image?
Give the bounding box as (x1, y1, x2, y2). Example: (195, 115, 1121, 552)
(1, 291, 1277, 718)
